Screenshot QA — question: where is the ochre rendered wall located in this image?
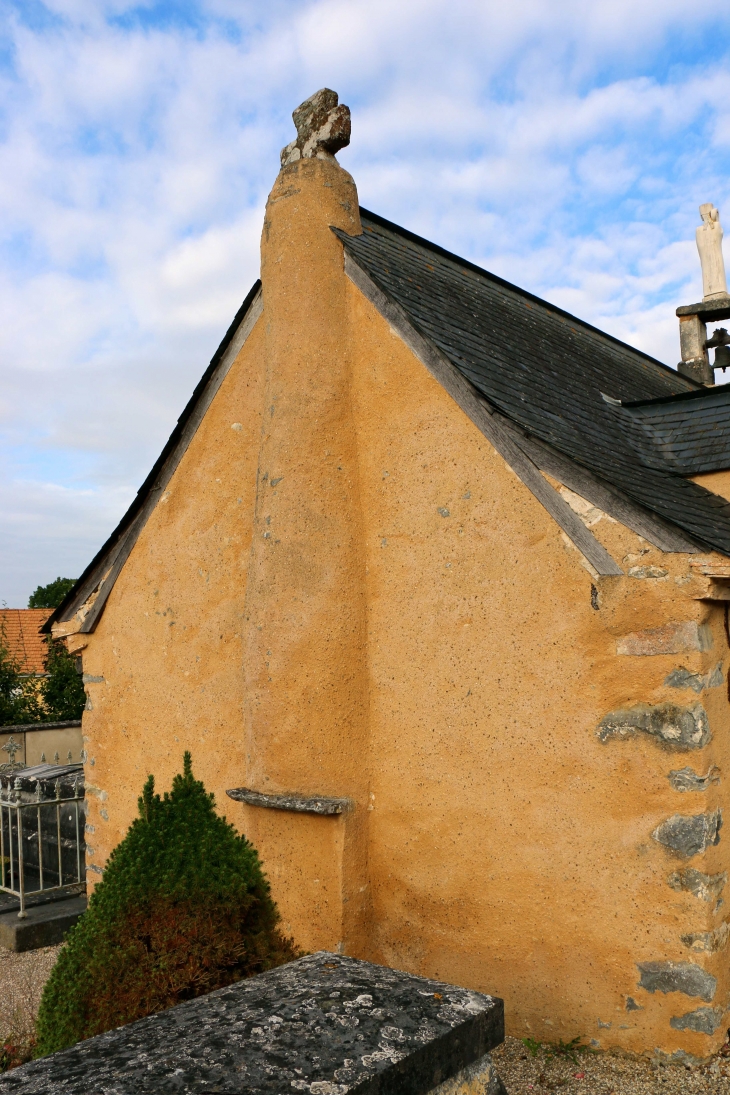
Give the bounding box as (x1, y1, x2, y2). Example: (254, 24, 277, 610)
(70, 157, 730, 1061)
(341, 280, 730, 1060)
(77, 317, 266, 878)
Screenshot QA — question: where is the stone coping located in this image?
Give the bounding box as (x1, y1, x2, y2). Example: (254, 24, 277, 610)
(0, 952, 504, 1094)
(226, 787, 351, 815)
(0, 721, 81, 735)
(0, 894, 87, 953)
(676, 296, 730, 321)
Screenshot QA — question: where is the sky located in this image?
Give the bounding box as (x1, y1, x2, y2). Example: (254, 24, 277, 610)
(1, 0, 730, 607)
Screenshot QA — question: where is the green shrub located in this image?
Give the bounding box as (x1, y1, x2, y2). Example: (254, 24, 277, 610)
(35, 754, 299, 1055)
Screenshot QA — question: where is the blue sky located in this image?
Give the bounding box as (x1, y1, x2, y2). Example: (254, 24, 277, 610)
(1, 0, 730, 605)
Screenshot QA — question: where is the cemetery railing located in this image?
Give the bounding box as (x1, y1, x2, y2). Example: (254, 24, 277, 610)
(0, 762, 86, 919)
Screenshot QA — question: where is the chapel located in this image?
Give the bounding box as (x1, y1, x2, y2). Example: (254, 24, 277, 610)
(45, 89, 730, 1060)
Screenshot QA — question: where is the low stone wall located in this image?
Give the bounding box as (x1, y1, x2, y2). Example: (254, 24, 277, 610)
(0, 952, 506, 1094)
(0, 722, 82, 768)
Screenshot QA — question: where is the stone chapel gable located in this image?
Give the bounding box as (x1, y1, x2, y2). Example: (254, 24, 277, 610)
(42, 90, 730, 1062)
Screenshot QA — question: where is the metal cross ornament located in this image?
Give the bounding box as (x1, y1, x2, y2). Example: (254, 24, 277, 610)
(1, 736, 22, 772)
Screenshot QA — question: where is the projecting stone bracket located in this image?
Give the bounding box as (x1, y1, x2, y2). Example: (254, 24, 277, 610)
(226, 787, 352, 816)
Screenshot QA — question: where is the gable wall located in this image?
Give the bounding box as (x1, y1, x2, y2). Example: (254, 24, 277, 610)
(79, 317, 266, 875)
(339, 281, 730, 1057)
(73, 237, 730, 1060)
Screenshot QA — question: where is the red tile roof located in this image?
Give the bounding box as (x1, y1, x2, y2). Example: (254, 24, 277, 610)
(0, 609, 51, 675)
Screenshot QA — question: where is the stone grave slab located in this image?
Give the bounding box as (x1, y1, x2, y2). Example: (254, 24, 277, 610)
(0, 951, 505, 1094)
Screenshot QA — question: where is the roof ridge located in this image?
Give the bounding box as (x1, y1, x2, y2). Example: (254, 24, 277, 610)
(623, 385, 730, 409)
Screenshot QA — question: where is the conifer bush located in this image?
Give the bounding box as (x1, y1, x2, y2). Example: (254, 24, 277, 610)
(35, 754, 299, 1056)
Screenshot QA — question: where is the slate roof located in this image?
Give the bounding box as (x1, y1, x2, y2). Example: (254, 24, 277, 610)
(338, 210, 730, 555)
(620, 387, 730, 475)
(0, 609, 50, 673)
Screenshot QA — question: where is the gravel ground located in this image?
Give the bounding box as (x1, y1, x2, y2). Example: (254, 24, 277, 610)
(492, 1036, 730, 1094)
(0, 945, 59, 1049)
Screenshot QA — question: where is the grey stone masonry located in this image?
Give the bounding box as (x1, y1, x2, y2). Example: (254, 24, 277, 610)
(670, 1007, 724, 1035)
(597, 703, 711, 750)
(637, 961, 717, 1003)
(668, 766, 721, 793)
(652, 810, 722, 858)
(0, 952, 504, 1095)
(668, 868, 727, 902)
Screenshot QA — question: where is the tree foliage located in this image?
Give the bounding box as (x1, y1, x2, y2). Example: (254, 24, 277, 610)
(28, 578, 76, 610)
(41, 639, 86, 722)
(35, 754, 298, 1055)
(0, 632, 85, 728)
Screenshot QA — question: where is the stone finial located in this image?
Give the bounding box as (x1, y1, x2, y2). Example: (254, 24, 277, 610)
(280, 89, 351, 167)
(696, 203, 728, 301)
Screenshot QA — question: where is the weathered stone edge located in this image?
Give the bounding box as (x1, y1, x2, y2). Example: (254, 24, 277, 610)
(226, 787, 351, 815)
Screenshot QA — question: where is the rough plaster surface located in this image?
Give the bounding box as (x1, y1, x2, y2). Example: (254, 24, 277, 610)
(78, 311, 267, 876)
(617, 621, 713, 656)
(70, 148, 730, 1059)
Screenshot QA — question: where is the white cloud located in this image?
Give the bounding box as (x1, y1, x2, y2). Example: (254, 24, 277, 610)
(1, 0, 730, 604)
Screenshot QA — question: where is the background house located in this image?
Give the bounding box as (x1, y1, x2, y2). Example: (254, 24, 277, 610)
(0, 607, 84, 767)
(0, 608, 51, 679)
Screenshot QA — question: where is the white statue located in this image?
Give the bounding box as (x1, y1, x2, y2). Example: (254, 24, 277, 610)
(696, 203, 728, 300)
